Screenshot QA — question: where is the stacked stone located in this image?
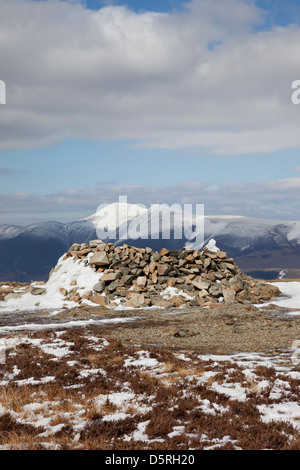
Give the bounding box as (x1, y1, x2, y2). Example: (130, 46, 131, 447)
(59, 240, 280, 309)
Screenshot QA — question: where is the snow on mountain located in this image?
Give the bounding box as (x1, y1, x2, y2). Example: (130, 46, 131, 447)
(110, 203, 204, 247)
(0, 225, 22, 240)
(287, 222, 300, 244)
(84, 202, 147, 228)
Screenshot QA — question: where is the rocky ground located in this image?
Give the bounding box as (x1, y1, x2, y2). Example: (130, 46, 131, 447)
(0, 242, 299, 450)
(1, 291, 299, 356)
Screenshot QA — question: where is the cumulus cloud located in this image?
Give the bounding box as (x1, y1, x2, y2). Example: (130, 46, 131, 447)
(0, 0, 299, 154)
(1, 176, 300, 224)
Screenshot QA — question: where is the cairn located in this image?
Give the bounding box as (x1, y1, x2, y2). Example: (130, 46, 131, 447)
(55, 240, 280, 309)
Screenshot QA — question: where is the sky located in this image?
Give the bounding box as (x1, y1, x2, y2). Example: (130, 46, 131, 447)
(0, 0, 300, 224)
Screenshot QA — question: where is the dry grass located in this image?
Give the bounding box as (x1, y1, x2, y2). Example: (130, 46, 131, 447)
(0, 326, 299, 450)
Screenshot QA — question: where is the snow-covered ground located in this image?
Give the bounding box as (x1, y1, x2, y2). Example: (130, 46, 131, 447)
(258, 281, 300, 314)
(0, 255, 101, 313)
(0, 329, 299, 450)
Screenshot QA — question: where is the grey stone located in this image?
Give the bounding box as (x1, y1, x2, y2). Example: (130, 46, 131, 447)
(121, 275, 135, 285)
(89, 252, 110, 266)
(222, 286, 236, 305)
(93, 280, 106, 293)
(31, 287, 47, 296)
(102, 272, 121, 282)
(191, 279, 211, 290)
(123, 293, 146, 308)
(89, 239, 105, 248)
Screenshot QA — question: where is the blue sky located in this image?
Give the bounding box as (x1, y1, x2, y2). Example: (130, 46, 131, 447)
(1, 0, 300, 224)
(81, 0, 300, 26)
(1, 140, 300, 196)
(83, 0, 300, 24)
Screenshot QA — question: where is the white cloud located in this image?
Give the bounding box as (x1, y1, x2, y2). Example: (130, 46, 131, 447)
(0, 0, 299, 154)
(1, 176, 300, 223)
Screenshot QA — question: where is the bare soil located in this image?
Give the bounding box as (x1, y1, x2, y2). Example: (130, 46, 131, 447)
(48, 301, 300, 357)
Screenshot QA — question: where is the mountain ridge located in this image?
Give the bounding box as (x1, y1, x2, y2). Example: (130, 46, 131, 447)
(1, 205, 300, 282)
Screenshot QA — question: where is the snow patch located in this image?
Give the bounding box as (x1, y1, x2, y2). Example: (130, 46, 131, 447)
(0, 255, 100, 313)
(205, 238, 220, 253)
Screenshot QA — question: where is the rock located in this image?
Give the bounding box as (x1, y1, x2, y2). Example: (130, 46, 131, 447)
(178, 259, 188, 267)
(69, 293, 81, 303)
(136, 276, 147, 288)
(250, 282, 280, 302)
(149, 262, 156, 274)
(81, 291, 92, 300)
(202, 272, 215, 281)
(69, 243, 80, 252)
(157, 263, 170, 276)
(205, 252, 218, 259)
(198, 289, 209, 299)
(151, 252, 161, 262)
(93, 280, 106, 293)
(228, 275, 244, 292)
(121, 275, 135, 285)
(223, 262, 236, 271)
(76, 248, 92, 257)
(160, 248, 169, 256)
(106, 280, 124, 292)
(193, 250, 201, 258)
(90, 295, 108, 307)
(89, 252, 110, 266)
(170, 295, 185, 307)
(222, 286, 236, 305)
(236, 289, 251, 303)
(209, 284, 223, 298)
(143, 265, 150, 276)
(31, 287, 46, 296)
(114, 287, 128, 297)
(0, 287, 13, 295)
(149, 295, 173, 308)
(59, 288, 68, 296)
(191, 279, 211, 290)
(152, 271, 158, 284)
(89, 240, 105, 248)
(123, 293, 146, 308)
(131, 268, 143, 277)
(102, 272, 121, 282)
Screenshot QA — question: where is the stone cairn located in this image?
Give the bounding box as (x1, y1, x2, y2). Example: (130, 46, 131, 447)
(56, 240, 280, 309)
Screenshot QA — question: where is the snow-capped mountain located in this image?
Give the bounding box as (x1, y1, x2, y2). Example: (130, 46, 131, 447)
(1, 203, 300, 282)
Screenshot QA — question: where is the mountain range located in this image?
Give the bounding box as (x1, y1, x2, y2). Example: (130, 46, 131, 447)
(1, 203, 300, 282)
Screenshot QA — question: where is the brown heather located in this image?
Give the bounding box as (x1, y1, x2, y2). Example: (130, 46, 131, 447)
(0, 327, 299, 450)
